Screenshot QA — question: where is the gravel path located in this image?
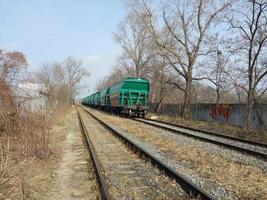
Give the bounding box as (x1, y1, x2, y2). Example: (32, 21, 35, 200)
(80, 109, 191, 200)
(49, 110, 98, 200)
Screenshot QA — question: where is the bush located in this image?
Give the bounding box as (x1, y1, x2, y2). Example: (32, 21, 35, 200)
(19, 111, 53, 160)
(0, 139, 24, 199)
(0, 80, 54, 199)
(0, 80, 20, 136)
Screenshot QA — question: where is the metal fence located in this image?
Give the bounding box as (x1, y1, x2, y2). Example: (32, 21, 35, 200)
(148, 103, 267, 129)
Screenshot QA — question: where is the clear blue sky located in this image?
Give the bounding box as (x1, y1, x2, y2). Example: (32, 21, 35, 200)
(0, 0, 126, 93)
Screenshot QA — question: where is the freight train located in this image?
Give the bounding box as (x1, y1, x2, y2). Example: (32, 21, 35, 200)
(82, 77, 149, 118)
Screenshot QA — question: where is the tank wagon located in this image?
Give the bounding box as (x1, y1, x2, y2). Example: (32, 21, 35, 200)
(82, 77, 149, 117)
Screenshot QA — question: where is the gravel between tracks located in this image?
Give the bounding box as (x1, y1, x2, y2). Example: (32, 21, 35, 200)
(79, 108, 192, 200)
(87, 108, 267, 200)
(146, 114, 267, 143)
(137, 118, 267, 155)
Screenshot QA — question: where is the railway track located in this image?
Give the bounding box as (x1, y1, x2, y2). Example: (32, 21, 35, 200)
(78, 106, 216, 200)
(141, 118, 267, 148)
(134, 118, 267, 160)
(78, 109, 110, 200)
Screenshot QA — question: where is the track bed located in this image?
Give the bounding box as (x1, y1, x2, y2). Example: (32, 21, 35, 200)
(78, 108, 190, 199)
(135, 118, 267, 159)
(82, 106, 267, 199)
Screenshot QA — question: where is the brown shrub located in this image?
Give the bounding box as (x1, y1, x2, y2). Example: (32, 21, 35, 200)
(0, 139, 24, 199)
(19, 112, 54, 160)
(0, 80, 20, 136)
(1, 80, 53, 159)
(1, 80, 54, 199)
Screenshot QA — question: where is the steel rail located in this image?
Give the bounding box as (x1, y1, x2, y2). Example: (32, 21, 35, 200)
(133, 118, 267, 161)
(143, 118, 267, 148)
(81, 106, 216, 200)
(77, 109, 111, 200)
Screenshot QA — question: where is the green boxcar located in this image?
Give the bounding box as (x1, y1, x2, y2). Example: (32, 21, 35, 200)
(82, 98, 85, 105)
(86, 96, 89, 105)
(91, 94, 95, 105)
(109, 77, 149, 117)
(89, 94, 93, 105)
(93, 92, 100, 106)
(82, 77, 149, 117)
(82, 96, 89, 106)
(89, 93, 93, 105)
(99, 88, 110, 106)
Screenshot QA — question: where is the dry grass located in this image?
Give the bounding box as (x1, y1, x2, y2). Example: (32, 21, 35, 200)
(0, 80, 20, 136)
(0, 139, 24, 199)
(19, 112, 54, 160)
(147, 113, 267, 143)
(22, 107, 99, 200)
(21, 106, 72, 200)
(91, 110, 267, 199)
(0, 112, 54, 199)
(0, 80, 56, 199)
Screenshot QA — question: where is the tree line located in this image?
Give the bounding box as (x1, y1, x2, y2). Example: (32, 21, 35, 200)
(0, 49, 89, 108)
(97, 0, 267, 129)
(36, 57, 89, 106)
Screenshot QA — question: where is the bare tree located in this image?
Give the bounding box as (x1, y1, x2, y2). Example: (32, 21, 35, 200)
(95, 67, 125, 91)
(227, 0, 267, 128)
(36, 57, 89, 105)
(0, 49, 27, 137)
(202, 49, 233, 107)
(144, 0, 230, 119)
(61, 57, 90, 104)
(35, 62, 64, 105)
(0, 49, 27, 128)
(0, 49, 27, 83)
(114, 7, 157, 79)
(150, 57, 175, 112)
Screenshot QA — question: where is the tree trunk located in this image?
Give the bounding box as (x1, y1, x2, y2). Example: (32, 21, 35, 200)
(216, 88, 220, 107)
(182, 76, 192, 119)
(156, 87, 165, 113)
(213, 88, 221, 120)
(244, 90, 254, 129)
(254, 99, 264, 128)
(156, 98, 163, 113)
(245, 48, 253, 129)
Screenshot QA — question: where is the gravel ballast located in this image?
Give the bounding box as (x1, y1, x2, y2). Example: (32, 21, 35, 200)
(80, 109, 191, 200)
(87, 108, 267, 200)
(137, 118, 267, 155)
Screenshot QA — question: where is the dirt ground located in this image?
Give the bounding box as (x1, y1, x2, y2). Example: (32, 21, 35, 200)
(22, 106, 98, 200)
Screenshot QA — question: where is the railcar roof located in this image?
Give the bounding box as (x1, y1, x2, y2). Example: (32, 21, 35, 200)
(125, 77, 149, 82)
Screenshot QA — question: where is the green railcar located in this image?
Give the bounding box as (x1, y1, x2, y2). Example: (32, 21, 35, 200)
(93, 92, 100, 106)
(82, 77, 149, 117)
(81, 97, 86, 105)
(109, 77, 149, 117)
(86, 96, 90, 105)
(90, 94, 95, 105)
(99, 88, 110, 107)
(82, 96, 89, 106)
(88, 96, 91, 105)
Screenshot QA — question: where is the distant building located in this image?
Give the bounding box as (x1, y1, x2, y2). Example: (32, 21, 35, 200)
(12, 82, 49, 112)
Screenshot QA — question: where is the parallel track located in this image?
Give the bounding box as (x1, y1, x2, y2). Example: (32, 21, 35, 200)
(144, 118, 267, 148)
(134, 118, 267, 160)
(80, 106, 216, 200)
(77, 110, 111, 200)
